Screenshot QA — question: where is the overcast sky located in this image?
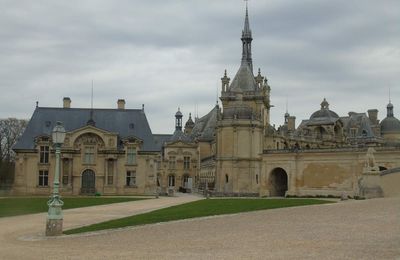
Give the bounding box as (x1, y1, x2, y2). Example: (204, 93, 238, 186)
(1, 0, 399, 134)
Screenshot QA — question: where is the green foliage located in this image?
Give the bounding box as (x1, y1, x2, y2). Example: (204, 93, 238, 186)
(64, 198, 333, 235)
(0, 197, 146, 217)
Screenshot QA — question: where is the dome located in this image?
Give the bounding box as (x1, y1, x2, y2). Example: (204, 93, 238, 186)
(380, 101, 400, 133)
(310, 109, 339, 120)
(380, 117, 400, 133)
(310, 98, 339, 120)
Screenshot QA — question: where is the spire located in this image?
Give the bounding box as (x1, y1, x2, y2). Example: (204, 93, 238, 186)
(241, 1, 253, 72)
(243, 1, 251, 37)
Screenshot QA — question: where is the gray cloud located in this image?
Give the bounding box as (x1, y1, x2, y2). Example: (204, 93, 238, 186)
(0, 0, 399, 134)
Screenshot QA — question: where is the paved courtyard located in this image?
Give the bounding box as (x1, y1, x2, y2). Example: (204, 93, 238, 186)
(0, 195, 399, 259)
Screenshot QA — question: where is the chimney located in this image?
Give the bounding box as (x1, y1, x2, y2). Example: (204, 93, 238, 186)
(117, 99, 125, 109)
(63, 97, 71, 108)
(368, 109, 379, 125)
(288, 116, 296, 132)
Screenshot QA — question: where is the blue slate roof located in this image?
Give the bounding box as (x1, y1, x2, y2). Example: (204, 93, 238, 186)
(13, 107, 160, 151)
(153, 134, 173, 150)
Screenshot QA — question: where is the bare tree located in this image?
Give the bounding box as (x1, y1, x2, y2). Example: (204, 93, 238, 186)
(0, 118, 28, 185)
(0, 118, 28, 162)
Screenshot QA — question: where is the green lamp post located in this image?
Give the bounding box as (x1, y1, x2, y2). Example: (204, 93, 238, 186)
(45, 121, 66, 236)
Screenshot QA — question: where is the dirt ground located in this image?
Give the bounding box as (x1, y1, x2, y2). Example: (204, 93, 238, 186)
(0, 195, 398, 260)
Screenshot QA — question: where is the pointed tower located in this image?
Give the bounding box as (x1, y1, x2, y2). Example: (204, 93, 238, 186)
(215, 4, 268, 196)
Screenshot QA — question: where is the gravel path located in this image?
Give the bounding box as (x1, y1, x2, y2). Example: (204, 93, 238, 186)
(0, 196, 399, 260)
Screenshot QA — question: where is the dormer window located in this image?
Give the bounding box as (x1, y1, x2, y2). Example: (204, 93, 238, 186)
(127, 147, 137, 165)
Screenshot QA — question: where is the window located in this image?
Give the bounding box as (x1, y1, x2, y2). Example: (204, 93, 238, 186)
(38, 170, 49, 186)
(126, 171, 136, 186)
(225, 174, 229, 183)
(107, 160, 114, 185)
(127, 147, 137, 164)
(84, 146, 95, 164)
(168, 175, 175, 187)
(169, 156, 176, 169)
(256, 174, 259, 184)
(39, 146, 49, 164)
(183, 156, 190, 170)
(62, 159, 69, 185)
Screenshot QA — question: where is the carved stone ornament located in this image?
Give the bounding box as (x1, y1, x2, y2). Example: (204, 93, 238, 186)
(74, 133, 105, 148)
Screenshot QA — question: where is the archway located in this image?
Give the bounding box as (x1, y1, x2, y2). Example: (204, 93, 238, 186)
(81, 169, 96, 194)
(269, 168, 288, 197)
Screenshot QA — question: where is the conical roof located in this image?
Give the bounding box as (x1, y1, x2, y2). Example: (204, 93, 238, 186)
(229, 64, 257, 92)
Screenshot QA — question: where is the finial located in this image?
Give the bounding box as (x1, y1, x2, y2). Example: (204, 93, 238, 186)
(389, 87, 391, 103)
(142, 104, 145, 111)
(224, 69, 227, 77)
(36, 101, 39, 107)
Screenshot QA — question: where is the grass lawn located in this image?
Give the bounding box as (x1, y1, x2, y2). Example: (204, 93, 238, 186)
(0, 197, 147, 217)
(64, 198, 333, 235)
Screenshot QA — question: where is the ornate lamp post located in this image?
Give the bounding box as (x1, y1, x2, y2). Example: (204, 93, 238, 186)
(46, 121, 66, 236)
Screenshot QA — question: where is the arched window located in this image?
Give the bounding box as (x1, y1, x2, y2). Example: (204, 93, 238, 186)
(225, 174, 229, 183)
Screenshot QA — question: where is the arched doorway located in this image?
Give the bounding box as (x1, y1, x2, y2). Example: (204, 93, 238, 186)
(269, 168, 288, 197)
(81, 169, 96, 194)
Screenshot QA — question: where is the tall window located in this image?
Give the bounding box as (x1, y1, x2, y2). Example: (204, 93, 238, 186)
(168, 175, 175, 187)
(126, 171, 136, 186)
(169, 156, 176, 169)
(62, 159, 69, 185)
(127, 147, 137, 164)
(39, 146, 49, 164)
(183, 156, 190, 170)
(84, 146, 95, 164)
(107, 160, 114, 185)
(38, 170, 49, 186)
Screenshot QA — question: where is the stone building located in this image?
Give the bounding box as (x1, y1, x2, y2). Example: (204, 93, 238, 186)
(13, 99, 159, 195)
(13, 5, 400, 197)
